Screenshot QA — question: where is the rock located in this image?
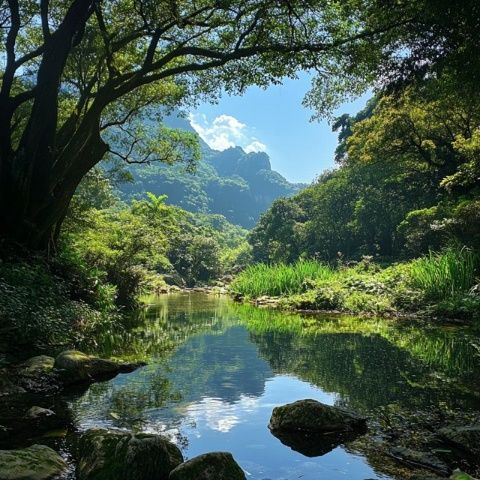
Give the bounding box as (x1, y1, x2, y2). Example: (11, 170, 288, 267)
(20, 356, 54, 374)
(25, 406, 55, 420)
(269, 399, 366, 434)
(389, 447, 451, 476)
(23, 406, 64, 432)
(54, 350, 145, 385)
(13, 356, 59, 394)
(0, 444, 67, 480)
(77, 428, 183, 480)
(163, 273, 185, 287)
(169, 452, 246, 480)
(438, 425, 480, 460)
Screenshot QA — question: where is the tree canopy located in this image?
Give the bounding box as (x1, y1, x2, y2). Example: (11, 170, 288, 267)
(1, 0, 479, 249)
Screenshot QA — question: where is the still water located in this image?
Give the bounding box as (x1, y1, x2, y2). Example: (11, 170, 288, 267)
(71, 293, 480, 479)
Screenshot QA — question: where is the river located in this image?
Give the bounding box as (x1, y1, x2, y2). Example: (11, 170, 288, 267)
(60, 293, 480, 479)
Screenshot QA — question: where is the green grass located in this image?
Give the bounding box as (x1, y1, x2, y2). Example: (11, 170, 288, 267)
(409, 247, 479, 300)
(230, 248, 480, 319)
(230, 260, 334, 297)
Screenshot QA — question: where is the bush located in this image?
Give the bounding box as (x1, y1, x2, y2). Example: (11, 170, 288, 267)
(0, 257, 113, 349)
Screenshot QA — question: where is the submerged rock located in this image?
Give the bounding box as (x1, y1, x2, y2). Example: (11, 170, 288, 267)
(54, 350, 144, 385)
(0, 444, 67, 480)
(438, 425, 480, 460)
(77, 428, 183, 480)
(169, 452, 246, 480)
(269, 399, 367, 434)
(389, 447, 451, 476)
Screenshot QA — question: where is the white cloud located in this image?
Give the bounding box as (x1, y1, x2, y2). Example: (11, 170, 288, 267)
(189, 113, 267, 153)
(244, 140, 267, 154)
(184, 395, 260, 433)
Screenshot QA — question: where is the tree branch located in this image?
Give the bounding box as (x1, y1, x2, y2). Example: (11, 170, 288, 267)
(40, 0, 50, 40)
(1, 0, 20, 97)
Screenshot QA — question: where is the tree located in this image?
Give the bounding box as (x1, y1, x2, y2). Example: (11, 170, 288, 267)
(1, 0, 478, 250)
(0, 1, 365, 249)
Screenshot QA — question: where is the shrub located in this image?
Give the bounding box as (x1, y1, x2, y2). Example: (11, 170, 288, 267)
(0, 258, 112, 349)
(342, 291, 393, 315)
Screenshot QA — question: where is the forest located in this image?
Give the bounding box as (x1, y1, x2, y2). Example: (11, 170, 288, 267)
(0, 1, 479, 480)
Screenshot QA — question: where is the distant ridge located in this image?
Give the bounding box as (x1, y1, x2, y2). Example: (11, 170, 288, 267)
(118, 114, 305, 228)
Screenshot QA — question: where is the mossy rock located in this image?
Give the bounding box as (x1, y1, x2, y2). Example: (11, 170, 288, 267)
(15, 356, 58, 394)
(77, 428, 183, 480)
(20, 356, 54, 375)
(269, 399, 366, 434)
(0, 444, 67, 480)
(169, 452, 246, 480)
(54, 350, 144, 385)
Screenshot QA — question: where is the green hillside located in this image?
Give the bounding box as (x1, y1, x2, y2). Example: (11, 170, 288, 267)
(118, 115, 304, 228)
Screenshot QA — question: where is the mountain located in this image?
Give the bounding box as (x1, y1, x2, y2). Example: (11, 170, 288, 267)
(118, 115, 304, 228)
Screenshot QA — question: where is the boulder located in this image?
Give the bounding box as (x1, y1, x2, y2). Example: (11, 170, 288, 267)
(438, 425, 480, 460)
(0, 444, 67, 480)
(77, 429, 183, 480)
(269, 399, 366, 434)
(54, 350, 144, 385)
(15, 356, 59, 394)
(25, 406, 55, 420)
(163, 273, 185, 287)
(169, 452, 246, 480)
(20, 356, 54, 375)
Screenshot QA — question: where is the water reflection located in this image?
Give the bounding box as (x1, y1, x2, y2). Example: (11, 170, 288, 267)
(70, 293, 480, 480)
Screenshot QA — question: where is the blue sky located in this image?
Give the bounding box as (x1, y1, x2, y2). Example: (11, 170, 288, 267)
(190, 72, 371, 184)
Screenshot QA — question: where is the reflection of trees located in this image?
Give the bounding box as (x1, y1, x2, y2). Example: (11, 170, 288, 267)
(72, 295, 479, 447)
(70, 304, 272, 442)
(251, 330, 430, 411)
(234, 303, 479, 378)
(82, 293, 239, 362)
(232, 304, 479, 412)
(67, 367, 183, 432)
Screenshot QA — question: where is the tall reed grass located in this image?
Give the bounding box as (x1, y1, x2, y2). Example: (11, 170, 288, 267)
(231, 260, 333, 297)
(409, 247, 479, 300)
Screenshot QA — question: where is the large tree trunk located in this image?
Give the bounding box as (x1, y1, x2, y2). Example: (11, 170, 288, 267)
(0, 0, 97, 252)
(0, 126, 108, 251)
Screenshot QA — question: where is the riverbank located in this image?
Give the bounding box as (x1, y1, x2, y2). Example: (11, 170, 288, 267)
(229, 249, 480, 322)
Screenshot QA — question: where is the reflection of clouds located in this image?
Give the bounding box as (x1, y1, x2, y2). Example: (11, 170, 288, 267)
(185, 395, 260, 433)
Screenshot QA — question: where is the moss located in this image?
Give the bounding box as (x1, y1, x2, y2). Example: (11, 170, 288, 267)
(0, 444, 67, 480)
(77, 429, 183, 480)
(169, 452, 245, 480)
